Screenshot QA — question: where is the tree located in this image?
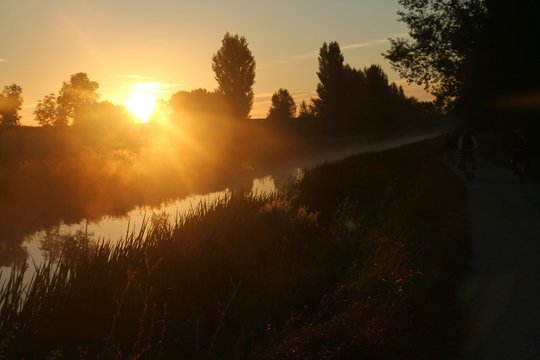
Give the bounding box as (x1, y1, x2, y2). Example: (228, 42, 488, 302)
(212, 33, 256, 119)
(170, 88, 228, 117)
(364, 65, 389, 96)
(314, 42, 346, 126)
(384, 0, 487, 110)
(56, 72, 99, 126)
(0, 84, 23, 126)
(298, 100, 316, 119)
(34, 93, 59, 126)
(385, 0, 540, 121)
(267, 88, 296, 122)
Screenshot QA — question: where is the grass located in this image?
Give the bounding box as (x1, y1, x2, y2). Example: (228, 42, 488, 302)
(0, 138, 468, 359)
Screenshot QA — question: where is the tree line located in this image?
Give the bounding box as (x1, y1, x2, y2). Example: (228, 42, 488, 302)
(2, 32, 436, 137)
(3, 1, 537, 135)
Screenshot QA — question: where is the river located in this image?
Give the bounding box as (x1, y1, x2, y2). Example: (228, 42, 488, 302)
(0, 133, 440, 285)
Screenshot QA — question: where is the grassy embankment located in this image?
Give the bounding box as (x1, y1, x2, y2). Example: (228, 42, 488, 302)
(0, 123, 437, 268)
(0, 139, 468, 359)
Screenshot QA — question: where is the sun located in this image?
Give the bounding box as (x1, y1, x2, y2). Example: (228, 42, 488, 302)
(125, 88, 157, 123)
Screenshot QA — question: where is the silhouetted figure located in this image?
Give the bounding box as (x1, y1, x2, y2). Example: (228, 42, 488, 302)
(511, 128, 529, 174)
(458, 128, 478, 173)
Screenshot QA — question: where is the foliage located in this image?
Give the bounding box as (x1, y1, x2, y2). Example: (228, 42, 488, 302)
(384, 0, 487, 110)
(170, 88, 228, 117)
(385, 0, 540, 124)
(57, 72, 99, 126)
(267, 88, 296, 122)
(0, 85, 23, 126)
(266, 139, 468, 358)
(297, 100, 317, 121)
(34, 93, 59, 126)
(212, 33, 256, 120)
(0, 140, 468, 359)
(312, 41, 436, 135)
(32, 73, 137, 139)
(34, 73, 100, 127)
(75, 101, 136, 147)
(314, 42, 346, 131)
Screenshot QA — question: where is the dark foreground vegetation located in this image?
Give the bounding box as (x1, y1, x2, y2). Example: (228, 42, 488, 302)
(0, 139, 468, 359)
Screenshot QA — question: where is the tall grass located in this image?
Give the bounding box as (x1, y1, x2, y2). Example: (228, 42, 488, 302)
(0, 191, 358, 358)
(0, 139, 468, 359)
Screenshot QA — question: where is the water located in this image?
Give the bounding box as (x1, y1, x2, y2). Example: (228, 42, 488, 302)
(0, 133, 440, 285)
(0, 176, 279, 285)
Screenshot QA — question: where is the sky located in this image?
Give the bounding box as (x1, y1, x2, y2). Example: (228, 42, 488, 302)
(0, 0, 430, 125)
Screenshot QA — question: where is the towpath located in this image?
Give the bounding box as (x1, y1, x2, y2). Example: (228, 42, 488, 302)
(457, 159, 540, 359)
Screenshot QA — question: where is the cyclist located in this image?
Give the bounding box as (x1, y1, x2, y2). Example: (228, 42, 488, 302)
(458, 128, 478, 173)
(511, 128, 528, 174)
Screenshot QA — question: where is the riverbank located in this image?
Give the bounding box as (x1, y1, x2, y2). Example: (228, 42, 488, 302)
(0, 123, 441, 268)
(0, 138, 468, 358)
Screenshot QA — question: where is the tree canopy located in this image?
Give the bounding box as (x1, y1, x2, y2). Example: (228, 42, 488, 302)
(0, 84, 23, 126)
(57, 72, 99, 126)
(267, 89, 296, 122)
(212, 33, 256, 120)
(384, 0, 486, 110)
(385, 0, 540, 119)
(34, 93, 59, 126)
(314, 42, 346, 127)
(34, 73, 100, 126)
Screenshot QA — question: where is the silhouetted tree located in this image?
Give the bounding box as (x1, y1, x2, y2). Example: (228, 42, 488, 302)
(34, 93, 59, 126)
(314, 42, 346, 131)
(364, 65, 389, 97)
(267, 88, 296, 122)
(296, 99, 320, 133)
(342, 65, 368, 131)
(77, 101, 130, 130)
(298, 100, 316, 120)
(57, 73, 99, 126)
(462, 0, 540, 129)
(384, 0, 487, 110)
(385, 0, 540, 129)
(212, 33, 256, 119)
(75, 101, 134, 146)
(0, 84, 23, 126)
(170, 88, 228, 117)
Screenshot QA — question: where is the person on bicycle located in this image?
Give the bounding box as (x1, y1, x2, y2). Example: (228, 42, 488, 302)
(511, 128, 528, 174)
(458, 128, 478, 171)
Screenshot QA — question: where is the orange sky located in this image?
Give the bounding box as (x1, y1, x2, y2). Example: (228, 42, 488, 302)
(0, 1, 432, 125)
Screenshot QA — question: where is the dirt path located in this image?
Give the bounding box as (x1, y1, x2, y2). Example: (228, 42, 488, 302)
(456, 158, 540, 359)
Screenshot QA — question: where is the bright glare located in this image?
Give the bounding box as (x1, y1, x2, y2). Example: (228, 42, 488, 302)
(126, 87, 157, 122)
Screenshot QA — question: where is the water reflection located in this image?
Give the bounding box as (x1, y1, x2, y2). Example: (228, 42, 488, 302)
(1, 133, 437, 281)
(0, 177, 282, 284)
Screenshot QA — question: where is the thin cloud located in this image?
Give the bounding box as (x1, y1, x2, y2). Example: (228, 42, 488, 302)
(291, 91, 314, 98)
(124, 82, 184, 90)
(290, 50, 319, 60)
(116, 74, 156, 80)
(260, 33, 409, 69)
(254, 92, 275, 99)
(157, 82, 184, 89)
(341, 38, 388, 50)
(293, 36, 390, 58)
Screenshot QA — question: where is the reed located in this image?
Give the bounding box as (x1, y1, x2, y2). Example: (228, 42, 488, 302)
(0, 138, 467, 359)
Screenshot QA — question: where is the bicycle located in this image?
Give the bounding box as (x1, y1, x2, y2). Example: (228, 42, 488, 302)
(461, 151, 475, 180)
(512, 151, 527, 182)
